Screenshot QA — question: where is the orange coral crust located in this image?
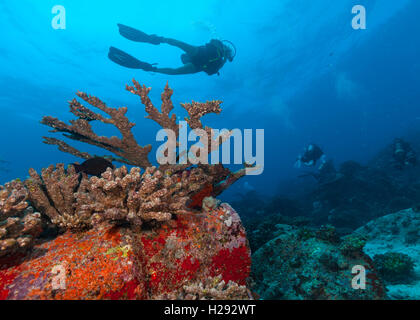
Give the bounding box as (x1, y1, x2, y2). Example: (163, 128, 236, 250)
(0, 205, 251, 300)
(0, 225, 143, 300)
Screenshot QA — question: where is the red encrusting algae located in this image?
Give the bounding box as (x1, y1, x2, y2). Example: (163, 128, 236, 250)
(0, 204, 251, 300)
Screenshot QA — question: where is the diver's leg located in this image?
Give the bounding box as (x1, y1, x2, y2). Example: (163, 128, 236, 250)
(108, 47, 157, 70)
(117, 24, 197, 53)
(161, 37, 197, 55)
(154, 63, 198, 75)
(117, 24, 163, 44)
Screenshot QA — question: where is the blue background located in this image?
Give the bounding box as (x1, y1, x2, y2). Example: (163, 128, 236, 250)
(0, 0, 419, 200)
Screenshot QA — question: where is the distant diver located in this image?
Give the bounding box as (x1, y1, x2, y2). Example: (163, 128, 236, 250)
(295, 144, 326, 168)
(392, 138, 416, 169)
(73, 157, 114, 177)
(108, 24, 236, 76)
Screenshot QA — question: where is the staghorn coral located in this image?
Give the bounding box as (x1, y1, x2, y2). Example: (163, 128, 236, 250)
(33, 80, 249, 230)
(41, 90, 152, 169)
(126, 79, 232, 165)
(0, 180, 42, 257)
(42, 79, 233, 171)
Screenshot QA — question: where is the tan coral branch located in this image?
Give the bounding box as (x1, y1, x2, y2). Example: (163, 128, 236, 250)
(41, 92, 152, 169)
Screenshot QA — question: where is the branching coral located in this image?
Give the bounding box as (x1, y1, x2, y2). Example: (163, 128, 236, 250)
(41, 80, 232, 170)
(41, 90, 152, 169)
(28, 80, 249, 231)
(0, 180, 42, 257)
(25, 164, 90, 230)
(24, 163, 247, 230)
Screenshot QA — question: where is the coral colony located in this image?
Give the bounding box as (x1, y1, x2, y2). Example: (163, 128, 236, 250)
(0, 80, 401, 301)
(0, 80, 252, 300)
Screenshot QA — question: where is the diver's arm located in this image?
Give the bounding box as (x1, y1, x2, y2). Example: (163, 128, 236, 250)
(154, 63, 198, 75)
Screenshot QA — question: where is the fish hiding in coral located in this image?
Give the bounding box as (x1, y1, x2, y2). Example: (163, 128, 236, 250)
(72, 157, 115, 177)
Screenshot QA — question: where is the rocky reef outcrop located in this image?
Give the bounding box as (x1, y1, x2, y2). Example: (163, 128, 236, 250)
(354, 209, 420, 299)
(251, 224, 386, 300)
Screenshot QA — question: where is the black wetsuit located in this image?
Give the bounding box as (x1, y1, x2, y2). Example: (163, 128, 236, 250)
(301, 145, 324, 166)
(186, 40, 226, 75)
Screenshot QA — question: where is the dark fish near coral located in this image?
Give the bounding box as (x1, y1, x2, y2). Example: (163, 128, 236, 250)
(72, 157, 114, 177)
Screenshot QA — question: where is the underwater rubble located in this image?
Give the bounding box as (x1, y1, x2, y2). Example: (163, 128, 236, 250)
(0, 81, 252, 300)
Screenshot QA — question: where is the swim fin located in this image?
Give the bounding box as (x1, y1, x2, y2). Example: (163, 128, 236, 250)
(108, 47, 157, 71)
(117, 24, 163, 45)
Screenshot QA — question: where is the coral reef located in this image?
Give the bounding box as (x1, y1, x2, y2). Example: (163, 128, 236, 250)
(24, 163, 247, 231)
(25, 164, 87, 230)
(242, 211, 311, 252)
(24, 80, 248, 231)
(251, 224, 386, 299)
(0, 81, 252, 300)
(373, 252, 415, 284)
(135, 203, 251, 299)
(354, 208, 420, 299)
(238, 138, 420, 245)
(339, 234, 367, 256)
(0, 203, 251, 300)
(0, 180, 42, 258)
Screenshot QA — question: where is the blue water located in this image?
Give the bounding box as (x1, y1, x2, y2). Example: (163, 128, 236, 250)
(1, 0, 419, 200)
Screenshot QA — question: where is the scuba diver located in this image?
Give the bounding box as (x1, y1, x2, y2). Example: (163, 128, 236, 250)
(392, 138, 416, 169)
(295, 144, 326, 168)
(108, 24, 236, 76)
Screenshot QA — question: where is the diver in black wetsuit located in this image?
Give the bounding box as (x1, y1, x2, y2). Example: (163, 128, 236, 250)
(295, 144, 326, 168)
(108, 24, 236, 76)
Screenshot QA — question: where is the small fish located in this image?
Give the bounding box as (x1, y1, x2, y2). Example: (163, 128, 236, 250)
(72, 157, 114, 177)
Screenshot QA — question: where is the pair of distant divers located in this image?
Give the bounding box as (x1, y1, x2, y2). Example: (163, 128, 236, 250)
(108, 24, 236, 76)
